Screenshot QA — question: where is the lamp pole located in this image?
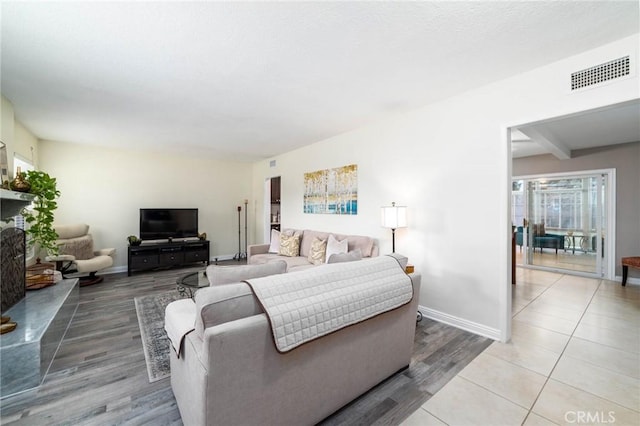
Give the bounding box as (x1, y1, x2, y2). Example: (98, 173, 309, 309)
(243, 199, 248, 259)
(391, 228, 396, 253)
(234, 205, 241, 261)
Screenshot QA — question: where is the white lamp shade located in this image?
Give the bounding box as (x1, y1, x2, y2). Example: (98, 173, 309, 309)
(381, 204, 407, 229)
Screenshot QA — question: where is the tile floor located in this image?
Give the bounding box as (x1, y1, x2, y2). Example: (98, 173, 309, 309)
(403, 268, 640, 425)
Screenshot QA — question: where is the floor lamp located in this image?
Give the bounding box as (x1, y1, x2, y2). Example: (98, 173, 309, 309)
(382, 202, 419, 322)
(381, 202, 407, 253)
(242, 199, 248, 260)
(234, 205, 242, 261)
(234, 201, 249, 260)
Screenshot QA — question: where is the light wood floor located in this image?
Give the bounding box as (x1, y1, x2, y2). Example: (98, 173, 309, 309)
(0, 263, 491, 425)
(515, 247, 598, 274)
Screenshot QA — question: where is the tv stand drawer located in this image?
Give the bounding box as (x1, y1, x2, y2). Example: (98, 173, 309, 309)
(185, 250, 207, 263)
(160, 252, 184, 265)
(130, 254, 159, 269)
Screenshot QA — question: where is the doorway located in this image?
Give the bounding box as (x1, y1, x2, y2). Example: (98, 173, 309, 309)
(512, 170, 615, 279)
(264, 176, 281, 242)
(270, 176, 281, 232)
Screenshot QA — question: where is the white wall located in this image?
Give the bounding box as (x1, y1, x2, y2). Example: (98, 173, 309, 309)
(39, 140, 253, 271)
(252, 34, 639, 341)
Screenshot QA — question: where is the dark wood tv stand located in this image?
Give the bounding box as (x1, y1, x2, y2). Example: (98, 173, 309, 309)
(127, 240, 210, 276)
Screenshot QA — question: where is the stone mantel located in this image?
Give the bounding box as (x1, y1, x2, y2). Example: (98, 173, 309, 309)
(0, 188, 35, 220)
(0, 279, 79, 398)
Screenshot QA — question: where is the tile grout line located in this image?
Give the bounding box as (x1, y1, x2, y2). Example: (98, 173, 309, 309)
(421, 273, 571, 425)
(520, 275, 605, 425)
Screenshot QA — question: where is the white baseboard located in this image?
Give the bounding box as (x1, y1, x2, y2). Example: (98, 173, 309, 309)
(615, 275, 640, 286)
(418, 305, 501, 341)
(104, 265, 128, 275)
(211, 254, 238, 262)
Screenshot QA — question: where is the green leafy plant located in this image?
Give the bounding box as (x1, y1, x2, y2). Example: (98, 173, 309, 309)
(21, 170, 61, 256)
(127, 235, 142, 245)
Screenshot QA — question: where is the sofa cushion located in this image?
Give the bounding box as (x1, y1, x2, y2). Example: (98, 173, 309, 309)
(295, 229, 375, 258)
(194, 283, 263, 339)
(248, 253, 280, 265)
(299, 229, 329, 257)
(206, 261, 287, 286)
(269, 229, 300, 254)
(343, 234, 375, 258)
(325, 234, 348, 262)
(532, 223, 545, 237)
(58, 234, 95, 260)
(281, 256, 314, 270)
(307, 236, 327, 265)
(327, 248, 362, 264)
(268, 229, 280, 253)
(279, 234, 301, 257)
(55, 223, 90, 240)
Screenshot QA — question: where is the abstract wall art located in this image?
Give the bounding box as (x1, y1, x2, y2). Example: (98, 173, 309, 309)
(303, 164, 357, 215)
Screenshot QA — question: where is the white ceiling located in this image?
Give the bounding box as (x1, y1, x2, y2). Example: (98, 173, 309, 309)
(512, 100, 640, 159)
(2, 1, 639, 162)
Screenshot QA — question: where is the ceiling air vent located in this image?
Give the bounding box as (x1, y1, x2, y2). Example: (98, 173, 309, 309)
(571, 56, 630, 90)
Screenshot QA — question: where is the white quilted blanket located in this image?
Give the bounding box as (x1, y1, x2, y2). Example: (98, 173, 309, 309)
(245, 255, 413, 353)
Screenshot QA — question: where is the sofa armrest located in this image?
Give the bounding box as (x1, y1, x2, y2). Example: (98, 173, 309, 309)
(194, 283, 264, 339)
(94, 248, 116, 257)
(46, 254, 76, 262)
(247, 243, 270, 260)
(165, 299, 196, 356)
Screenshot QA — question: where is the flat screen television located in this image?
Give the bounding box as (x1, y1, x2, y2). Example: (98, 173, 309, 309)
(140, 208, 198, 241)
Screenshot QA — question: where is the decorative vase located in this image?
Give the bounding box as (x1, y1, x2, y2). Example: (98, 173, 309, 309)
(9, 168, 30, 193)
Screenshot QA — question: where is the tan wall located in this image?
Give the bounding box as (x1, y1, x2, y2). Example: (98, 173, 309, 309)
(0, 95, 39, 179)
(39, 140, 253, 271)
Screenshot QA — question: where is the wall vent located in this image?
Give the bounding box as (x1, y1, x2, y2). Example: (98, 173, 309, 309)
(571, 56, 630, 90)
(269, 160, 276, 167)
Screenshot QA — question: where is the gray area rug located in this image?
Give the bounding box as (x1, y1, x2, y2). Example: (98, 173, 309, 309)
(134, 291, 187, 383)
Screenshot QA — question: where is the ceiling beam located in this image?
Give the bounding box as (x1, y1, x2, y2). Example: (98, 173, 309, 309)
(517, 125, 571, 160)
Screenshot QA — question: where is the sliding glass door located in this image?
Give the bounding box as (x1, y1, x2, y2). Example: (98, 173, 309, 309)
(513, 171, 612, 278)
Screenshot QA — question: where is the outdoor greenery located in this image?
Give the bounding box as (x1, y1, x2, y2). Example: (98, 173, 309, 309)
(21, 170, 61, 256)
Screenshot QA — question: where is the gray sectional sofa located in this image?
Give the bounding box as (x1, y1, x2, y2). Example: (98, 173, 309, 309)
(247, 228, 379, 271)
(165, 256, 419, 426)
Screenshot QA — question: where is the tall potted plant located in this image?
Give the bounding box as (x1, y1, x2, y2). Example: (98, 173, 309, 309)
(20, 170, 61, 257)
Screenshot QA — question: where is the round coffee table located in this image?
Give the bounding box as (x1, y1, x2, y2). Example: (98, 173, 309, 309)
(176, 271, 209, 298)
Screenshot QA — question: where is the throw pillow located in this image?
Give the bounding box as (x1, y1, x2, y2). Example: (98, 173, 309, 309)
(325, 234, 348, 262)
(532, 223, 546, 237)
(327, 248, 363, 264)
(279, 234, 301, 257)
(268, 229, 280, 253)
(307, 237, 327, 265)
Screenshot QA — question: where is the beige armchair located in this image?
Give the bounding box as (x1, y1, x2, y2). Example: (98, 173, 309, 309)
(47, 224, 115, 286)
